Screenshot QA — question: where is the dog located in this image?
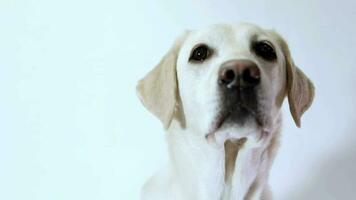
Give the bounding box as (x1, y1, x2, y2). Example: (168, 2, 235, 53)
(136, 23, 315, 200)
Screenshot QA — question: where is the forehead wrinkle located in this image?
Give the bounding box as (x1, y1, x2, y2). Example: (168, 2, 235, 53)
(185, 24, 236, 49)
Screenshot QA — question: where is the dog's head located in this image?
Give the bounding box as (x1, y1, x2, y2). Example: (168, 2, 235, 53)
(137, 23, 314, 146)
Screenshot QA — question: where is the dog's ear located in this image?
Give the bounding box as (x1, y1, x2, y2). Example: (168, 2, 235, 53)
(136, 32, 189, 129)
(274, 32, 315, 127)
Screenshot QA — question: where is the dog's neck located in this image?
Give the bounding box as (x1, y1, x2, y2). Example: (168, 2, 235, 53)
(166, 117, 281, 200)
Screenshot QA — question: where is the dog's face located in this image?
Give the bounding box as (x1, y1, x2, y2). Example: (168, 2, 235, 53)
(137, 23, 314, 146)
(176, 24, 287, 143)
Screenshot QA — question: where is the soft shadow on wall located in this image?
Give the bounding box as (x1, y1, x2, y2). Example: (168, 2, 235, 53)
(284, 126, 356, 200)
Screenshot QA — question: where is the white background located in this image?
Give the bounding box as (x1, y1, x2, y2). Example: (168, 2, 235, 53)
(1, 0, 356, 199)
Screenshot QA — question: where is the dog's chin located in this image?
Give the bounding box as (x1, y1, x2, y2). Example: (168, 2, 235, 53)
(205, 108, 270, 147)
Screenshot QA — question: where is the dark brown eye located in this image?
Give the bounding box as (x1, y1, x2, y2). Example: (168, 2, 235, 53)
(253, 41, 277, 61)
(189, 44, 211, 62)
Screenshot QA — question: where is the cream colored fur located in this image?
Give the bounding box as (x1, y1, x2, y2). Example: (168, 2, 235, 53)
(137, 23, 314, 200)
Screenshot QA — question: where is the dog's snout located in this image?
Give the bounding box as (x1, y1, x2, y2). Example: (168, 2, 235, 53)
(219, 59, 260, 89)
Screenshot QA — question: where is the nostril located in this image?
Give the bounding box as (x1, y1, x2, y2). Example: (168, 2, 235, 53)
(224, 69, 235, 83)
(220, 69, 236, 85)
(242, 68, 260, 85)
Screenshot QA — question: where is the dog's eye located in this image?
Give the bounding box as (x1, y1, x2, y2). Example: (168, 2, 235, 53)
(253, 41, 277, 61)
(189, 44, 211, 62)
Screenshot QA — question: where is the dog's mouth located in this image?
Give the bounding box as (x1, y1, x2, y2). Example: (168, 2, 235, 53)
(205, 103, 265, 142)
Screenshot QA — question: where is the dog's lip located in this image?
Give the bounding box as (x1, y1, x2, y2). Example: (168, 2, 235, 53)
(206, 109, 232, 138)
(205, 103, 263, 139)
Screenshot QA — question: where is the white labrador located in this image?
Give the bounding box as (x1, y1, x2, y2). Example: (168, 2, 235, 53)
(137, 23, 314, 200)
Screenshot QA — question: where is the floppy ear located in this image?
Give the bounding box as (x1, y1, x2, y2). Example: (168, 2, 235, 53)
(136, 32, 188, 129)
(275, 33, 315, 127)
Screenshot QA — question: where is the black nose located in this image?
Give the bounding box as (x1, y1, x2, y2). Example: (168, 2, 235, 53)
(219, 59, 260, 89)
